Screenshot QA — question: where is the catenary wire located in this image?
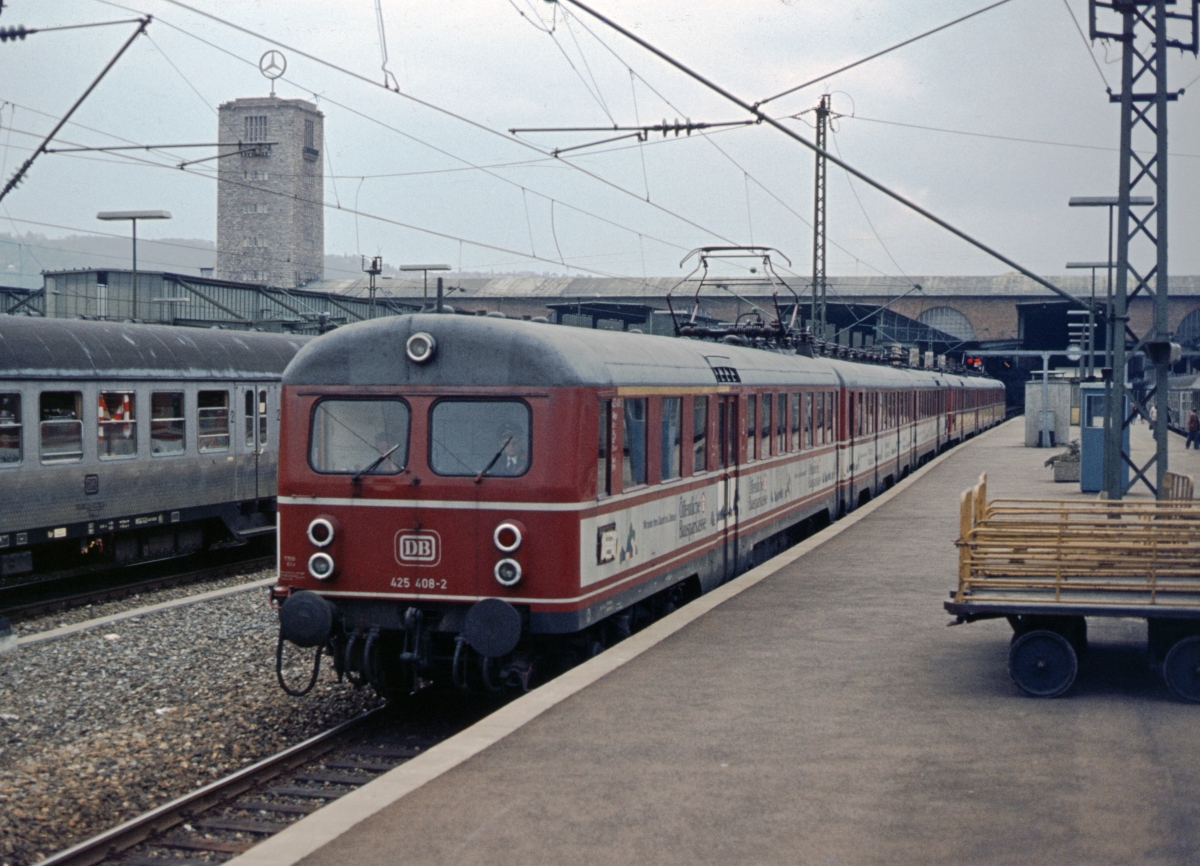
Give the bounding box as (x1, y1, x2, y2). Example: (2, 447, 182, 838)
(1060, 0, 1112, 91)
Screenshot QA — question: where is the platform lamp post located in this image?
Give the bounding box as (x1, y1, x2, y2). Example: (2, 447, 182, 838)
(399, 264, 451, 312)
(1068, 195, 1152, 499)
(1065, 261, 1110, 380)
(97, 210, 171, 321)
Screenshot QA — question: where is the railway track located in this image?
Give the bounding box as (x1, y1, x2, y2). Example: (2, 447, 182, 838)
(0, 548, 274, 623)
(37, 697, 494, 866)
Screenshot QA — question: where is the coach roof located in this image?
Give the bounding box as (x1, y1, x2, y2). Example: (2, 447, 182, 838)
(285, 314, 851, 389)
(0, 316, 307, 380)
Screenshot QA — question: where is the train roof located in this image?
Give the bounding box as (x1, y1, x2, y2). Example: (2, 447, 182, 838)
(284, 314, 1002, 392)
(0, 316, 308, 381)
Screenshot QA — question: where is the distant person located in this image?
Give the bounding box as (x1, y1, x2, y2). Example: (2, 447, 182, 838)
(1149, 404, 1157, 425)
(1188, 410, 1200, 450)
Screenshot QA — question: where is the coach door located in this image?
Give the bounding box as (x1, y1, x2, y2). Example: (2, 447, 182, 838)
(237, 384, 270, 502)
(716, 395, 739, 581)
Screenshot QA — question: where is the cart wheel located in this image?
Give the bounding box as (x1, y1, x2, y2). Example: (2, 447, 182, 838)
(1009, 630, 1078, 697)
(1163, 636, 1200, 703)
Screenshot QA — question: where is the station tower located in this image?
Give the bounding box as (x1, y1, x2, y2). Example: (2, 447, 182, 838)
(215, 96, 324, 288)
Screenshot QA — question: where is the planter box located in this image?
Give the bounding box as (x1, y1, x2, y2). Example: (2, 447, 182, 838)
(1054, 461, 1081, 483)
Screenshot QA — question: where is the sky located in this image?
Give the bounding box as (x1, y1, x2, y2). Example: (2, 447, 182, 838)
(1, 0, 1198, 287)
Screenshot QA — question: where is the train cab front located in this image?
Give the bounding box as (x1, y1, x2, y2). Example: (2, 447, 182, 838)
(271, 319, 583, 697)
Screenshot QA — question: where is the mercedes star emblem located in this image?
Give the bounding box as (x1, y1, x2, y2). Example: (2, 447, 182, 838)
(259, 50, 287, 80)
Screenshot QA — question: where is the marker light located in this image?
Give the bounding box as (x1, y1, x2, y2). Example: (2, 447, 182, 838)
(406, 332, 437, 364)
(308, 552, 336, 580)
(493, 521, 523, 553)
(494, 558, 522, 587)
(307, 517, 335, 547)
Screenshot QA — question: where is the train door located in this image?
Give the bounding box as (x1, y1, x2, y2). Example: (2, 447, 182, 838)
(716, 395, 739, 580)
(237, 384, 269, 502)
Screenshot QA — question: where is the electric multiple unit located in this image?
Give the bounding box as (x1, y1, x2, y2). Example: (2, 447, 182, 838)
(273, 314, 1004, 696)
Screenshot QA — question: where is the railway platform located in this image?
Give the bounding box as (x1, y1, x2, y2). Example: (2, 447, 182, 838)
(234, 418, 1200, 865)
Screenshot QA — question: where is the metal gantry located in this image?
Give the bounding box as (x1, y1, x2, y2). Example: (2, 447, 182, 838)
(1091, 0, 1198, 499)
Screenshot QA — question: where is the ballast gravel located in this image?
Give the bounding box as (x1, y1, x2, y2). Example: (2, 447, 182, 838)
(0, 581, 383, 866)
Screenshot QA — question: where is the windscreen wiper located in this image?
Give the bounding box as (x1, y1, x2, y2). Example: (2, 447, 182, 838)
(352, 443, 400, 484)
(475, 437, 513, 484)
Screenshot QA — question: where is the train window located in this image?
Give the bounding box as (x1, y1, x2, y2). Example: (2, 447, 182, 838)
(789, 394, 799, 451)
(717, 400, 727, 469)
(0, 393, 20, 464)
(827, 391, 835, 441)
(622, 398, 647, 488)
(761, 395, 772, 458)
(777, 394, 787, 454)
(803, 393, 813, 449)
(661, 397, 682, 481)
(815, 393, 824, 446)
(598, 399, 612, 497)
(40, 391, 83, 463)
(198, 390, 231, 452)
(259, 389, 268, 445)
(245, 391, 256, 448)
(151, 392, 185, 455)
(431, 399, 528, 477)
(98, 392, 137, 460)
(692, 397, 707, 473)
(746, 395, 757, 461)
(312, 398, 410, 475)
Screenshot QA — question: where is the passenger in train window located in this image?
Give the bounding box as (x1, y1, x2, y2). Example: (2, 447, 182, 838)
(692, 396, 707, 474)
(0, 393, 20, 464)
(98, 392, 137, 459)
(40, 392, 84, 463)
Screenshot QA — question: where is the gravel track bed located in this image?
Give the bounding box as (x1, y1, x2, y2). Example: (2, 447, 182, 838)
(10, 568, 276, 636)
(0, 585, 384, 866)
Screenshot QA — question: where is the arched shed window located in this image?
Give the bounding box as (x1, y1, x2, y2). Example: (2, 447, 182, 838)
(1176, 308, 1200, 347)
(918, 306, 975, 341)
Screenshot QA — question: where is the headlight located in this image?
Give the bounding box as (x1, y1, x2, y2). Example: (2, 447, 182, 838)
(307, 517, 335, 548)
(494, 558, 522, 587)
(493, 521, 523, 553)
(308, 552, 336, 580)
(406, 332, 437, 364)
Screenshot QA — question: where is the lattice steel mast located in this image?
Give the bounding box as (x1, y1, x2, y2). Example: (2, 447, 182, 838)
(811, 95, 831, 340)
(1092, 0, 1198, 499)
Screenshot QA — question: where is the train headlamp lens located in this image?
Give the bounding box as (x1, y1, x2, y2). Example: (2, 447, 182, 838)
(406, 332, 437, 364)
(494, 558, 522, 587)
(493, 521, 522, 553)
(308, 552, 336, 580)
(307, 518, 335, 547)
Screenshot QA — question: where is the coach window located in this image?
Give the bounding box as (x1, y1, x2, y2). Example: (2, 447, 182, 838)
(0, 393, 20, 465)
(431, 399, 527, 477)
(777, 394, 787, 454)
(661, 397, 682, 481)
(98, 392, 136, 459)
(598, 399, 612, 497)
(827, 391, 835, 441)
(40, 391, 83, 463)
(259, 389, 269, 446)
(746, 395, 757, 461)
(802, 393, 812, 449)
(622, 398, 647, 488)
(198, 390, 231, 452)
(151, 392, 185, 455)
(790, 393, 800, 451)
(692, 396, 708, 474)
(313, 398, 410, 474)
(760, 395, 772, 458)
(244, 390, 255, 448)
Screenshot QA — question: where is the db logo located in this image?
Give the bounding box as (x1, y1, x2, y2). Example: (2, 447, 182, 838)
(394, 530, 441, 566)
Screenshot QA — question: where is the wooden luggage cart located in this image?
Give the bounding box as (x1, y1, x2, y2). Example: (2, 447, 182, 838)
(946, 473, 1200, 700)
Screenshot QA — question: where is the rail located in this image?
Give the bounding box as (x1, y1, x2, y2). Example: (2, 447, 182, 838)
(955, 473, 1200, 609)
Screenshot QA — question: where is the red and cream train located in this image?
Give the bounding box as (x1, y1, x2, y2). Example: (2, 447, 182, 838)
(272, 314, 1004, 695)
